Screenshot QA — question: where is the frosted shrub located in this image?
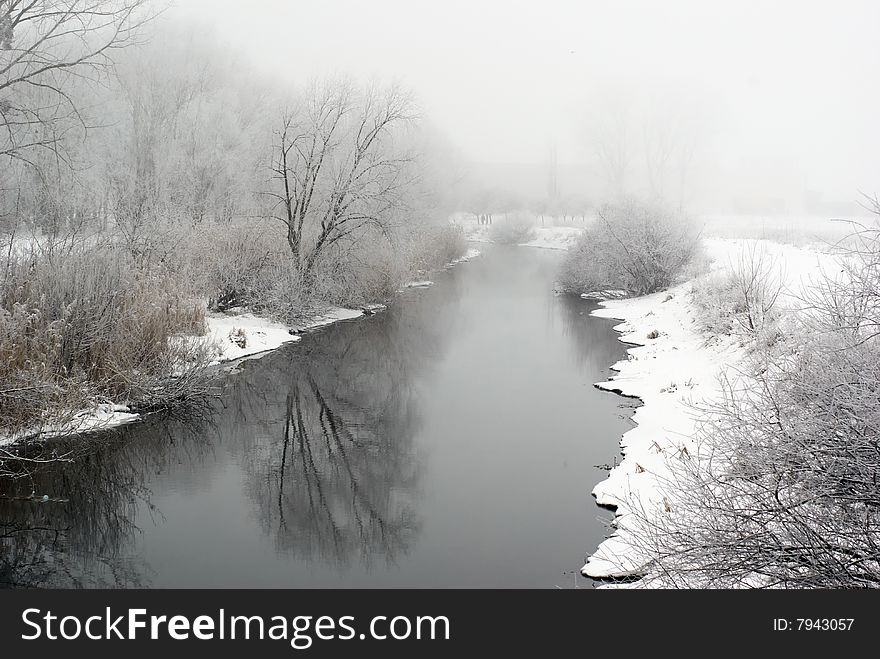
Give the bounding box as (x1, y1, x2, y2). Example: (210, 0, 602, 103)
(303, 237, 402, 309)
(185, 222, 282, 311)
(559, 199, 701, 296)
(405, 223, 467, 272)
(285, 222, 468, 310)
(691, 243, 784, 342)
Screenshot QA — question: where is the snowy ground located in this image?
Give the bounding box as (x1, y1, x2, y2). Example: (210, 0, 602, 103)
(581, 238, 837, 582)
(204, 306, 366, 364)
(699, 212, 867, 246)
(446, 247, 482, 266)
(0, 404, 142, 448)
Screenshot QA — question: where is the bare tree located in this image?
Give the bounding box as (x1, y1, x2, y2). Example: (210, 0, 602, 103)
(265, 81, 415, 282)
(592, 100, 635, 199)
(0, 0, 151, 169)
(586, 85, 706, 209)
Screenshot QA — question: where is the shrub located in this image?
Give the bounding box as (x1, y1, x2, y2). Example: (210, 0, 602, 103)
(0, 246, 213, 437)
(488, 212, 536, 245)
(302, 235, 402, 309)
(184, 222, 282, 311)
(283, 222, 468, 310)
(407, 223, 468, 272)
(559, 199, 701, 295)
(691, 242, 784, 340)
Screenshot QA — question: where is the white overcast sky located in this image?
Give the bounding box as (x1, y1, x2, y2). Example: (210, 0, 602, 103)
(167, 0, 880, 203)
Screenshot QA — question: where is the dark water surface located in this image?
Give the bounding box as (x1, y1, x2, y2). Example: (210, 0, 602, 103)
(0, 245, 633, 588)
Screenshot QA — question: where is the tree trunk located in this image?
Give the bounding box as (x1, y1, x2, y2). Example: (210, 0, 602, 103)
(287, 226, 301, 272)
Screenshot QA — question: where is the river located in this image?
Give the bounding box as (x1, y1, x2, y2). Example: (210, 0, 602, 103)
(0, 245, 634, 588)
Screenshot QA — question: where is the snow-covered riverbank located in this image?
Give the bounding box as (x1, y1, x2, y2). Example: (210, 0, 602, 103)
(0, 307, 368, 447)
(582, 238, 835, 582)
(205, 307, 363, 365)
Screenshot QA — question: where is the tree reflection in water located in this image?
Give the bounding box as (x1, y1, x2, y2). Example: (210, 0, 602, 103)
(0, 272, 460, 585)
(0, 414, 215, 588)
(227, 284, 460, 569)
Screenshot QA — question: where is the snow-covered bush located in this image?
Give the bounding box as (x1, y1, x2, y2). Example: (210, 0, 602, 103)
(488, 212, 536, 245)
(559, 199, 701, 296)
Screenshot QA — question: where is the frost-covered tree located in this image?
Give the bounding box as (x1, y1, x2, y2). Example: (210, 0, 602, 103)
(0, 0, 151, 167)
(265, 81, 415, 281)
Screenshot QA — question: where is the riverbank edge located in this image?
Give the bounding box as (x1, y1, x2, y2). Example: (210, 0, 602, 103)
(580, 238, 831, 583)
(580, 283, 741, 581)
(0, 248, 482, 447)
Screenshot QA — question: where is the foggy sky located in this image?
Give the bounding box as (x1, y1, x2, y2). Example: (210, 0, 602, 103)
(169, 0, 880, 212)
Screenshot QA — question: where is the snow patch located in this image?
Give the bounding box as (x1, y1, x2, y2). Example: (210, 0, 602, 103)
(445, 248, 482, 267)
(0, 403, 140, 447)
(206, 312, 301, 363)
(294, 307, 364, 331)
(581, 289, 627, 301)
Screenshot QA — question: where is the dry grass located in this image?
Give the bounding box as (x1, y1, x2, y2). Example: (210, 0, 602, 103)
(0, 246, 213, 437)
